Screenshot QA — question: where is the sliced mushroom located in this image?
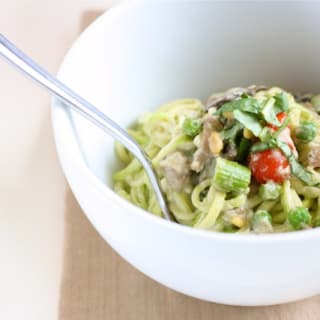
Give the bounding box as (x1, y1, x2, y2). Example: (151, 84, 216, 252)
(206, 85, 269, 110)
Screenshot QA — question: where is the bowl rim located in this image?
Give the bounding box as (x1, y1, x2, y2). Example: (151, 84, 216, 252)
(52, 0, 320, 244)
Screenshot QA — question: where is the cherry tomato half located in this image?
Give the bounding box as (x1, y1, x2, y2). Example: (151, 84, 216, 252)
(249, 112, 296, 184)
(249, 148, 290, 184)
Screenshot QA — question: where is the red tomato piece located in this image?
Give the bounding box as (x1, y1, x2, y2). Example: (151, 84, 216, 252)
(276, 111, 287, 124)
(267, 112, 287, 130)
(249, 149, 290, 184)
(268, 112, 298, 156)
(248, 112, 298, 183)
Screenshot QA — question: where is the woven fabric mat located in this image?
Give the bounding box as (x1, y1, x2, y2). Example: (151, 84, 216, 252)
(59, 191, 320, 320)
(59, 11, 320, 320)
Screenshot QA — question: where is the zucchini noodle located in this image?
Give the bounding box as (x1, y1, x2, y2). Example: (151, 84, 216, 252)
(113, 88, 320, 233)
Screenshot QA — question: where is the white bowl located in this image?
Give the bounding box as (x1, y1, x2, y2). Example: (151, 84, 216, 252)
(52, 0, 320, 306)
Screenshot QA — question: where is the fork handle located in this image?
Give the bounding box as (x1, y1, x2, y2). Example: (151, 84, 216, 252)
(0, 33, 173, 221)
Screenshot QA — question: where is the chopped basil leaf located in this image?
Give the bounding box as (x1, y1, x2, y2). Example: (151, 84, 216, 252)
(273, 115, 290, 138)
(274, 92, 289, 113)
(259, 127, 274, 142)
(233, 110, 263, 137)
(261, 98, 280, 127)
(250, 140, 277, 153)
(217, 97, 261, 115)
(276, 140, 314, 185)
(259, 115, 290, 142)
(237, 138, 251, 162)
(220, 122, 243, 141)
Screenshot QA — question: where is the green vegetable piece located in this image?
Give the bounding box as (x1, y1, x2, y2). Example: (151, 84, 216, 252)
(276, 139, 314, 185)
(233, 110, 263, 137)
(250, 140, 276, 154)
(220, 122, 243, 141)
(252, 210, 273, 233)
(213, 157, 251, 194)
(259, 127, 275, 142)
(273, 115, 290, 139)
(274, 92, 289, 113)
(259, 182, 281, 200)
(288, 207, 311, 230)
(295, 122, 317, 143)
(259, 116, 289, 142)
(261, 98, 280, 127)
(237, 138, 251, 162)
(217, 97, 261, 115)
(182, 118, 202, 137)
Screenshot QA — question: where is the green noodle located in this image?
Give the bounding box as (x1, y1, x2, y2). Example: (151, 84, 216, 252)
(113, 89, 320, 233)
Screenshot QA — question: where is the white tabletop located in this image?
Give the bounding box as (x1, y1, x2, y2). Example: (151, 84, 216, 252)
(0, 1, 116, 318)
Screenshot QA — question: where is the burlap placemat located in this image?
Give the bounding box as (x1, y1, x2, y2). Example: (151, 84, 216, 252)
(59, 191, 320, 320)
(58, 11, 320, 320)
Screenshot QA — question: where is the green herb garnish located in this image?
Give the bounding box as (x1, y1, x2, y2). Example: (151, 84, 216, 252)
(233, 110, 263, 137)
(274, 92, 289, 113)
(261, 98, 280, 127)
(237, 138, 251, 162)
(276, 139, 314, 185)
(216, 97, 262, 115)
(273, 115, 290, 138)
(220, 122, 243, 141)
(259, 127, 274, 142)
(250, 140, 277, 153)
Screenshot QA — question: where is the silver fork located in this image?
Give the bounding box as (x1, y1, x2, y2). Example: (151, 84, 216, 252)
(0, 33, 174, 222)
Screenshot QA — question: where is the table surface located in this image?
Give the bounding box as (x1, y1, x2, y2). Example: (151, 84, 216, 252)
(0, 1, 116, 319)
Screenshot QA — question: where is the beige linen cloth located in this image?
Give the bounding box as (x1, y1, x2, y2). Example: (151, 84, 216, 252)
(59, 11, 320, 320)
